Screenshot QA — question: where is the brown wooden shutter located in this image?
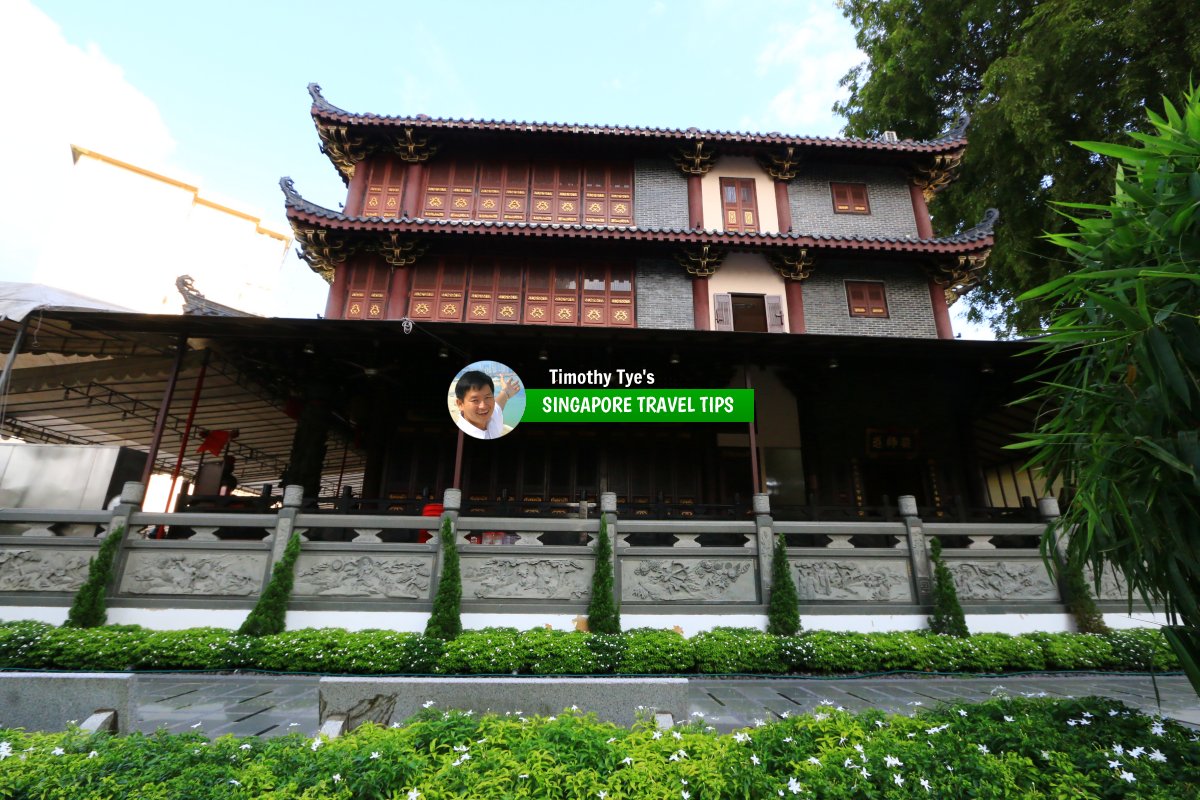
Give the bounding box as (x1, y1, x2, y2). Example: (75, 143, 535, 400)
(850, 184, 870, 213)
(831, 182, 870, 214)
(765, 295, 785, 333)
(720, 178, 758, 231)
(437, 256, 467, 320)
(552, 265, 579, 324)
(524, 260, 551, 323)
(449, 162, 477, 219)
(556, 163, 581, 224)
(408, 262, 437, 319)
(423, 161, 451, 218)
(609, 165, 633, 225)
(530, 164, 555, 222)
(831, 182, 851, 213)
(476, 162, 503, 220)
(493, 259, 522, 323)
(847, 282, 869, 316)
(467, 260, 495, 322)
(714, 293, 734, 330)
(866, 283, 888, 316)
(343, 258, 389, 319)
(584, 167, 607, 225)
(503, 162, 529, 221)
(739, 180, 758, 231)
(721, 179, 739, 230)
(608, 264, 634, 326)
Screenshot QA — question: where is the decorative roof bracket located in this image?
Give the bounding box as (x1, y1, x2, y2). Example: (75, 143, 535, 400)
(911, 151, 965, 202)
(394, 127, 438, 163)
(768, 248, 815, 281)
(760, 146, 801, 181)
(373, 233, 428, 267)
(295, 227, 356, 285)
(929, 250, 991, 305)
(675, 244, 726, 277)
(673, 140, 715, 176)
(316, 123, 370, 183)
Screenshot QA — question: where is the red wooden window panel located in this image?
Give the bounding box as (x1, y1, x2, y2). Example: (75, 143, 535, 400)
(423, 161, 476, 218)
(359, 157, 405, 218)
(524, 259, 552, 324)
(831, 182, 870, 214)
(584, 166, 634, 226)
(720, 178, 759, 232)
(846, 281, 888, 318)
(343, 258, 390, 320)
(407, 261, 438, 320)
(503, 162, 529, 221)
(476, 161, 504, 221)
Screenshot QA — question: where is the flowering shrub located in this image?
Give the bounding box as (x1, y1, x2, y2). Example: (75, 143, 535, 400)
(0, 621, 1180, 675)
(1, 697, 1197, 798)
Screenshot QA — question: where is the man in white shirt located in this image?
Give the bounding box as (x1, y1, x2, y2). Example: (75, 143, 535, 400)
(453, 370, 521, 440)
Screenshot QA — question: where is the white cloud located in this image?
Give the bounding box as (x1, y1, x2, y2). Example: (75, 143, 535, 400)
(751, 9, 863, 136)
(0, 0, 178, 281)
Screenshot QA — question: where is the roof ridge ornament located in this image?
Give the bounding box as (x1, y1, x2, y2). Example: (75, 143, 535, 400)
(308, 83, 352, 117)
(945, 112, 971, 140)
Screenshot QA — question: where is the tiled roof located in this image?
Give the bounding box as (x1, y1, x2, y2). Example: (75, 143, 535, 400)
(307, 84, 970, 154)
(280, 178, 996, 253)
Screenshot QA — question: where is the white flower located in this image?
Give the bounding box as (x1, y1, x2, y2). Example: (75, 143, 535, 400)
(547, 716, 556, 722)
(229, 779, 241, 786)
(920, 777, 931, 792)
(673, 731, 682, 740)
(570, 705, 580, 711)
(1079, 718, 1091, 726)
(1109, 710, 1119, 717)
(52, 747, 65, 756)
(1067, 720, 1078, 727)
(853, 744, 865, 754)
(807, 756, 821, 766)
(518, 775, 528, 780)
(598, 792, 607, 799)
(884, 755, 902, 768)
(1149, 749, 1167, 763)
(191, 722, 203, 729)
(734, 732, 751, 743)
(0, 742, 12, 760)
(453, 745, 469, 753)
(787, 777, 803, 794)
(958, 710, 968, 717)
(843, 758, 856, 768)
(606, 737, 617, 744)
(1041, 750, 1051, 760)
(907, 701, 923, 706)
(408, 790, 422, 800)
(813, 712, 828, 722)
(780, 711, 790, 719)
(1151, 722, 1166, 736)
(1112, 744, 1125, 755)
(422, 700, 436, 708)
(906, 733, 916, 739)
(1120, 770, 1136, 783)
(239, 744, 251, 750)
(1129, 746, 1145, 759)
(874, 720, 885, 728)
(782, 736, 793, 743)
(621, 757, 633, 765)
(860, 768, 871, 778)
(310, 737, 322, 751)
(751, 755, 761, 765)
(1082, 712, 1093, 718)
(1003, 715, 1014, 723)
(88, 751, 98, 759)
(391, 722, 402, 729)
(1108, 759, 1122, 769)
(977, 744, 989, 754)
(332, 774, 342, 783)
(893, 773, 904, 786)
(681, 792, 690, 800)
(370, 751, 381, 759)
(652, 731, 662, 740)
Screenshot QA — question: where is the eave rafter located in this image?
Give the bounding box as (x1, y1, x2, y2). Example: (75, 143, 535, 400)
(673, 140, 716, 176)
(675, 244, 726, 277)
(768, 248, 815, 281)
(760, 146, 801, 181)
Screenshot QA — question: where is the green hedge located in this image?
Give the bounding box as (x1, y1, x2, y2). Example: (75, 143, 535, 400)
(0, 620, 1179, 675)
(2, 697, 1198, 798)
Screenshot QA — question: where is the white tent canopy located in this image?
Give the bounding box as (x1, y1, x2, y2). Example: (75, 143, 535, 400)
(0, 281, 130, 324)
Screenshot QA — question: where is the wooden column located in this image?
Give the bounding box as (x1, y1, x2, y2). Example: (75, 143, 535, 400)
(909, 183, 934, 239)
(785, 279, 806, 333)
(687, 175, 704, 229)
(402, 162, 425, 218)
(775, 180, 793, 233)
(141, 335, 188, 487)
(388, 265, 411, 319)
(344, 166, 368, 216)
(692, 276, 710, 330)
(929, 281, 954, 339)
(324, 272, 343, 320)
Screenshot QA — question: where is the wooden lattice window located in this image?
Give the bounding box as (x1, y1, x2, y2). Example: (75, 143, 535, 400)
(831, 182, 870, 214)
(720, 178, 759, 232)
(846, 281, 888, 318)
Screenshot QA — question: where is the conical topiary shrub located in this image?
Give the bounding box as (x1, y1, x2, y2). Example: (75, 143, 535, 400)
(64, 526, 124, 628)
(767, 533, 800, 635)
(1062, 560, 1109, 634)
(239, 531, 301, 637)
(927, 537, 969, 637)
(586, 515, 620, 634)
(425, 517, 462, 640)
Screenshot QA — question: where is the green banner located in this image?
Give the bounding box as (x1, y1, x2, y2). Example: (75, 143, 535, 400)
(523, 389, 754, 423)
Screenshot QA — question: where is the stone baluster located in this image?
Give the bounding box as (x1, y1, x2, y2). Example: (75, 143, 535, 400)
(268, 485, 305, 571)
(753, 493, 774, 602)
(106, 481, 145, 595)
(601, 492, 621, 605)
(429, 488, 462, 602)
(1038, 496, 1070, 603)
(900, 494, 933, 606)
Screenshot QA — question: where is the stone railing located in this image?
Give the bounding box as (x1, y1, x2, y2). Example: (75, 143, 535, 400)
(1, 483, 1117, 615)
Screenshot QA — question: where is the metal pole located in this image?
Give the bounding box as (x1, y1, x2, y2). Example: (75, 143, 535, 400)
(745, 366, 761, 494)
(452, 427, 464, 489)
(164, 349, 210, 511)
(140, 334, 188, 487)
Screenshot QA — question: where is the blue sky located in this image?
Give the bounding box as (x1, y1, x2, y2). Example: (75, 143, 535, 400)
(0, 1, 987, 335)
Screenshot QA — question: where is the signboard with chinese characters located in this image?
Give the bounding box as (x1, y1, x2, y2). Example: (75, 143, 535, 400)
(865, 428, 919, 459)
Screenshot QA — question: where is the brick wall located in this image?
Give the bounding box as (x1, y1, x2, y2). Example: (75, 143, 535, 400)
(788, 164, 918, 238)
(634, 159, 689, 229)
(801, 262, 937, 338)
(636, 258, 694, 329)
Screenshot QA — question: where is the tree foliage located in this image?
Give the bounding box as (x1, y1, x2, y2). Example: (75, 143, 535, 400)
(239, 531, 302, 637)
(63, 526, 124, 629)
(928, 537, 969, 637)
(1016, 91, 1200, 645)
(767, 534, 801, 636)
(836, 0, 1200, 335)
(425, 517, 463, 641)
(586, 515, 621, 634)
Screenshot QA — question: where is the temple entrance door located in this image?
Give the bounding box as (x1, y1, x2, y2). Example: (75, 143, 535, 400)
(860, 461, 926, 508)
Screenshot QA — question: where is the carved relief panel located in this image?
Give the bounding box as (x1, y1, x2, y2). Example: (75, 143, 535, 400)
(119, 551, 268, 596)
(791, 558, 913, 602)
(0, 548, 93, 592)
(293, 554, 432, 599)
(621, 557, 757, 602)
(947, 559, 1059, 601)
(462, 556, 592, 600)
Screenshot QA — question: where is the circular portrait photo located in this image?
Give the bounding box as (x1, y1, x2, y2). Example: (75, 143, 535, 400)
(447, 360, 525, 440)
